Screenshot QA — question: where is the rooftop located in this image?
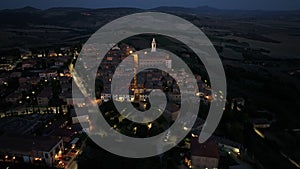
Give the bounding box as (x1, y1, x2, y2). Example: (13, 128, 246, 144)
(191, 137, 220, 159)
(0, 135, 61, 153)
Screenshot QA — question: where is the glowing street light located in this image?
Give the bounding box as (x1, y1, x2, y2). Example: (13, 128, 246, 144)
(147, 123, 152, 130)
(133, 127, 137, 135)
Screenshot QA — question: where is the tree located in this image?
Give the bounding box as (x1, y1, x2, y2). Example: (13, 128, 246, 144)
(49, 78, 63, 115)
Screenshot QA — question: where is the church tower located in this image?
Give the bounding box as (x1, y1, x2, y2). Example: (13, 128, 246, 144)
(151, 38, 156, 52)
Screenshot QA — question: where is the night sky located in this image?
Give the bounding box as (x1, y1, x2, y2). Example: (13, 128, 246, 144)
(1, 0, 300, 10)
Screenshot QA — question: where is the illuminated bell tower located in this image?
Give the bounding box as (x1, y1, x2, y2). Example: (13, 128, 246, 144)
(151, 38, 156, 52)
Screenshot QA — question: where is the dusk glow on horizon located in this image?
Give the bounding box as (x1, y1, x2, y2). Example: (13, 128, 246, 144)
(1, 0, 300, 10)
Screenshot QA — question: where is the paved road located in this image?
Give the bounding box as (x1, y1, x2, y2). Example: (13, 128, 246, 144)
(68, 161, 78, 169)
(250, 128, 299, 169)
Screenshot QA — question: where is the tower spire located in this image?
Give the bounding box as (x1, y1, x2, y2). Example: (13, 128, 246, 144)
(151, 38, 156, 52)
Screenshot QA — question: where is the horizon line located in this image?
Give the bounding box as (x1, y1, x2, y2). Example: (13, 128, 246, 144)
(1, 5, 300, 12)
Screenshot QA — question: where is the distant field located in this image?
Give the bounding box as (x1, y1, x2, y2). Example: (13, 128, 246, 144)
(223, 34, 300, 58)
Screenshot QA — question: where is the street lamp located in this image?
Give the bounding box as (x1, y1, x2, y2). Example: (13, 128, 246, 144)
(147, 123, 152, 130)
